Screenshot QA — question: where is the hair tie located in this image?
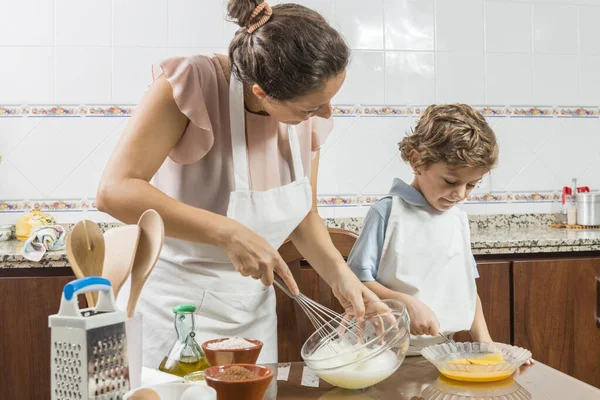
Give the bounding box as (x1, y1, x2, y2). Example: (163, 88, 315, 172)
(247, 2, 272, 34)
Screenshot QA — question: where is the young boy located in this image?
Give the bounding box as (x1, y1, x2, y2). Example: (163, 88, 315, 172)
(348, 104, 498, 354)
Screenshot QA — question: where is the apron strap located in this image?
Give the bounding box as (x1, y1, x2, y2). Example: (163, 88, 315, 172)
(287, 125, 305, 181)
(229, 74, 251, 191)
(229, 73, 306, 191)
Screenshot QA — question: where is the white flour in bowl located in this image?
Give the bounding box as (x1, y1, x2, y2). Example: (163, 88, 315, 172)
(207, 337, 256, 350)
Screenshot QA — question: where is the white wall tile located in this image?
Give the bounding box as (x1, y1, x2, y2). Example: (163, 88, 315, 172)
(435, 0, 484, 52)
(578, 55, 600, 106)
(489, 118, 536, 191)
(55, 0, 112, 46)
(578, 6, 600, 55)
(333, 0, 384, 50)
(168, 0, 223, 47)
(362, 155, 414, 195)
(0, 119, 42, 156)
(7, 118, 121, 196)
(321, 117, 358, 156)
(437, 52, 485, 104)
(51, 159, 104, 199)
(319, 117, 411, 194)
(485, 53, 533, 105)
(505, 156, 560, 192)
(385, 52, 435, 105)
(89, 119, 129, 168)
(0, 0, 53, 46)
(0, 159, 44, 200)
(113, 0, 168, 47)
(112, 47, 169, 104)
(317, 156, 359, 195)
(532, 4, 578, 54)
(485, 1, 532, 53)
(333, 51, 384, 105)
(291, 0, 334, 23)
(537, 118, 600, 186)
(533, 54, 578, 105)
(578, 154, 600, 191)
(383, 0, 434, 51)
(0, 47, 54, 104)
(505, 117, 559, 154)
(55, 47, 112, 104)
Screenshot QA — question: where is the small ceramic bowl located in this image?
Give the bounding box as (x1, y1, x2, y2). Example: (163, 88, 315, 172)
(201, 338, 262, 366)
(203, 364, 273, 400)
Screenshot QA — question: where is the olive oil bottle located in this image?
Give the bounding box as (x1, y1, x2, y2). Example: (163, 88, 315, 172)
(158, 305, 209, 377)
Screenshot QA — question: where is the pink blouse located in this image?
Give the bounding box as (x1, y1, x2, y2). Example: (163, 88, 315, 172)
(150, 54, 333, 216)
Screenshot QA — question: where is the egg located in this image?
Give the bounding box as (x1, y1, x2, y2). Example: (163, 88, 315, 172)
(179, 385, 216, 400)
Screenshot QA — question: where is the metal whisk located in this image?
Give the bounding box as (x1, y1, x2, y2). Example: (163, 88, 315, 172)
(273, 275, 364, 352)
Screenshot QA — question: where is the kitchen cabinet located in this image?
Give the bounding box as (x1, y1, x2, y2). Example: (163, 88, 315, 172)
(0, 268, 84, 400)
(454, 261, 512, 344)
(513, 257, 600, 388)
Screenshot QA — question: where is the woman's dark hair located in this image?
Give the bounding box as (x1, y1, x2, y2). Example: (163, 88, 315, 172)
(227, 0, 350, 101)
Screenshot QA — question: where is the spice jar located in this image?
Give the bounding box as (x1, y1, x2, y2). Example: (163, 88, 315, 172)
(0, 225, 13, 241)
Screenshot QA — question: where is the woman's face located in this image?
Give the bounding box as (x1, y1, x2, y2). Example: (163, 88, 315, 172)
(253, 70, 346, 125)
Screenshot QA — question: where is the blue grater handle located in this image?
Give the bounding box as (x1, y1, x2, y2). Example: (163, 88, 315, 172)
(59, 276, 118, 317)
(63, 276, 111, 301)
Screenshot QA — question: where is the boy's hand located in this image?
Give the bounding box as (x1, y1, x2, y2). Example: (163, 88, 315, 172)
(405, 297, 440, 336)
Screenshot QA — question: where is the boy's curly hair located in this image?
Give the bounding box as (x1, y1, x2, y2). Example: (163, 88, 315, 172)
(399, 104, 499, 171)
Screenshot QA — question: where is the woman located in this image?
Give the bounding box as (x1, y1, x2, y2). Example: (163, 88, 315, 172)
(98, 0, 382, 367)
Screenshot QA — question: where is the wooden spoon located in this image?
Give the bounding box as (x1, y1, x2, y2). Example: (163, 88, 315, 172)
(65, 220, 105, 307)
(102, 225, 141, 298)
(128, 388, 160, 400)
(127, 209, 165, 318)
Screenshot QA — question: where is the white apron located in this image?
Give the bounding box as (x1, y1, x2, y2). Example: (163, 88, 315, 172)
(377, 196, 477, 355)
(118, 71, 312, 368)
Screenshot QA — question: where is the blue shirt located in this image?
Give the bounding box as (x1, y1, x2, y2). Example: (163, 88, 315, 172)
(347, 178, 479, 282)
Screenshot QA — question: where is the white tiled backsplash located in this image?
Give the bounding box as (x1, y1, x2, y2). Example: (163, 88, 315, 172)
(2, 0, 600, 222)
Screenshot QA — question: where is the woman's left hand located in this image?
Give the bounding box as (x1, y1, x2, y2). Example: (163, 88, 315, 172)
(329, 268, 387, 321)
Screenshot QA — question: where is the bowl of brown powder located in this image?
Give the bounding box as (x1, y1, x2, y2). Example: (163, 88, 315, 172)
(203, 364, 274, 400)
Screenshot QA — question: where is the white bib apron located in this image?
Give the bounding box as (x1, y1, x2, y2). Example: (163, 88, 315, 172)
(377, 196, 477, 355)
(118, 70, 312, 367)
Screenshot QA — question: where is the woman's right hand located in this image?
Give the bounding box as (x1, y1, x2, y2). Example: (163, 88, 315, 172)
(405, 297, 440, 336)
(224, 221, 299, 295)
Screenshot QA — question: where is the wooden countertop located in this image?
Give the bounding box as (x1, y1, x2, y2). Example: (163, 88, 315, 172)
(265, 357, 600, 400)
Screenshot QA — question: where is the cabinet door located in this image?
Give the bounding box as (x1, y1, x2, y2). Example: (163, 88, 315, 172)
(454, 261, 511, 344)
(0, 275, 82, 400)
(514, 258, 600, 388)
(477, 261, 511, 344)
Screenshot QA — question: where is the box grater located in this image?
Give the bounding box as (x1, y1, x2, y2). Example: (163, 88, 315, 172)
(49, 276, 130, 400)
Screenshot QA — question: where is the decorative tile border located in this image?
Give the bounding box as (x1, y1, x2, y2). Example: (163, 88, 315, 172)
(0, 191, 563, 213)
(0, 199, 95, 212)
(3, 105, 600, 118)
(316, 191, 561, 206)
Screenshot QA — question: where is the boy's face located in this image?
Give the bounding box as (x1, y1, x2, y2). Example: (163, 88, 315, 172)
(411, 160, 487, 211)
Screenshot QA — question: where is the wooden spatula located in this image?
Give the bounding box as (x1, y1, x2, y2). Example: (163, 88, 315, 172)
(127, 209, 165, 318)
(65, 220, 105, 307)
(102, 225, 141, 298)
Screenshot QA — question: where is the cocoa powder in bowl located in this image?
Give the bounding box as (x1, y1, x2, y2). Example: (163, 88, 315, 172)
(216, 365, 258, 381)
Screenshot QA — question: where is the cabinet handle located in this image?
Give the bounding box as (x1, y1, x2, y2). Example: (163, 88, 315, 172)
(597, 277, 600, 328)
